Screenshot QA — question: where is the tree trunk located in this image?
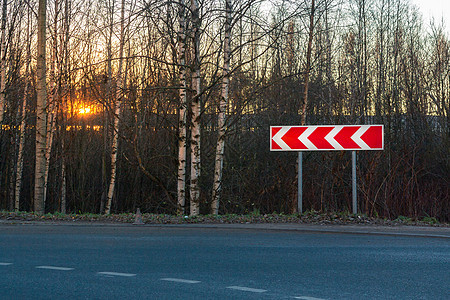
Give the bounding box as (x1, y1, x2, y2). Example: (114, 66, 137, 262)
(43, 102, 56, 206)
(60, 151, 66, 213)
(105, 0, 125, 215)
(15, 84, 28, 212)
(14, 8, 32, 211)
(102, 0, 114, 214)
(43, 0, 59, 207)
(189, 0, 201, 216)
(211, 0, 232, 215)
(34, 0, 48, 214)
(59, 0, 70, 214)
(0, 0, 6, 124)
(177, 0, 188, 215)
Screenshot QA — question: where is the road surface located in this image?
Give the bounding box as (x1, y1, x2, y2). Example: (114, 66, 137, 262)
(1, 224, 449, 299)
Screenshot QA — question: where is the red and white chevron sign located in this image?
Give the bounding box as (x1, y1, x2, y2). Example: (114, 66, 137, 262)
(271, 125, 383, 151)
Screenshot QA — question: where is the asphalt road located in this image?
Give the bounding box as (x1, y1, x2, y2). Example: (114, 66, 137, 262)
(0, 224, 449, 300)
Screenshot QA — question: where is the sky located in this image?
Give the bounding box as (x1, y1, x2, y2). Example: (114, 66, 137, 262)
(410, 0, 450, 33)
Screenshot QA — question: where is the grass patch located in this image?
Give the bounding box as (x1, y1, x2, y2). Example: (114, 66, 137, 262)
(0, 210, 447, 226)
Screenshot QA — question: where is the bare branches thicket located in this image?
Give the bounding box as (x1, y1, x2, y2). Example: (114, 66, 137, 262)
(0, 0, 448, 221)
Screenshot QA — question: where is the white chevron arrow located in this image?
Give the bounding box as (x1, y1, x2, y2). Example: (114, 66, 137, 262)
(352, 126, 370, 149)
(324, 126, 344, 150)
(299, 126, 317, 150)
(272, 127, 290, 150)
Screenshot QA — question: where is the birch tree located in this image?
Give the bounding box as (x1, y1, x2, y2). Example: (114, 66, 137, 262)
(14, 5, 32, 211)
(0, 0, 6, 124)
(43, 0, 60, 206)
(100, 0, 115, 213)
(211, 0, 232, 215)
(189, 0, 201, 216)
(35, 0, 48, 214)
(59, 0, 71, 213)
(177, 0, 187, 214)
(105, 0, 126, 214)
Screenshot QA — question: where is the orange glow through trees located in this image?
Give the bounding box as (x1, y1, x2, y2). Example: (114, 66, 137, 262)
(69, 101, 101, 117)
(77, 107, 92, 115)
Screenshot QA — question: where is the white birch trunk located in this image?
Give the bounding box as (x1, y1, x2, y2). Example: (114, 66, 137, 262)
(59, 106, 67, 214)
(43, 0, 59, 206)
(211, 0, 232, 215)
(60, 152, 66, 213)
(101, 2, 114, 213)
(15, 84, 28, 212)
(15, 14, 32, 211)
(0, 0, 6, 124)
(34, 0, 48, 214)
(105, 0, 125, 215)
(189, 0, 201, 216)
(43, 102, 56, 205)
(59, 0, 70, 214)
(177, 0, 188, 215)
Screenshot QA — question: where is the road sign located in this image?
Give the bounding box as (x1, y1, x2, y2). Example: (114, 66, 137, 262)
(271, 125, 383, 151)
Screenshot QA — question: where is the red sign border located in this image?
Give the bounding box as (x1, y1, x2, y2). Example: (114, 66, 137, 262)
(270, 125, 384, 151)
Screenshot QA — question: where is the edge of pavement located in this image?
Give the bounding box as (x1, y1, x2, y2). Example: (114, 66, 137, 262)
(152, 223, 450, 239)
(0, 220, 449, 239)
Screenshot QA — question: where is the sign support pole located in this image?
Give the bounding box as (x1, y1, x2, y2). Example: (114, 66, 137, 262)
(352, 151, 357, 214)
(298, 152, 303, 214)
(271, 125, 383, 216)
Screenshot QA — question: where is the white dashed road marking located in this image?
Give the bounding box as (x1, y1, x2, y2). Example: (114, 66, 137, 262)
(0, 262, 13, 266)
(160, 278, 201, 284)
(98, 272, 136, 277)
(25, 265, 325, 299)
(35, 266, 74, 271)
(227, 286, 267, 293)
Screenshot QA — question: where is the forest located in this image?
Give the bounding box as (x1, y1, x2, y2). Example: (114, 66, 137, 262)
(0, 0, 448, 221)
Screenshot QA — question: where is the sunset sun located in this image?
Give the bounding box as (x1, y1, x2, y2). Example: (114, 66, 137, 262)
(77, 107, 92, 115)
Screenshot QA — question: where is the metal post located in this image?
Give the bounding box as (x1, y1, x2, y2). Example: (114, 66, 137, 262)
(352, 151, 357, 215)
(298, 152, 303, 214)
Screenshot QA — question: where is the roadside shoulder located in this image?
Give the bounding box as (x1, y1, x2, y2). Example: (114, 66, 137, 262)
(150, 223, 450, 239)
